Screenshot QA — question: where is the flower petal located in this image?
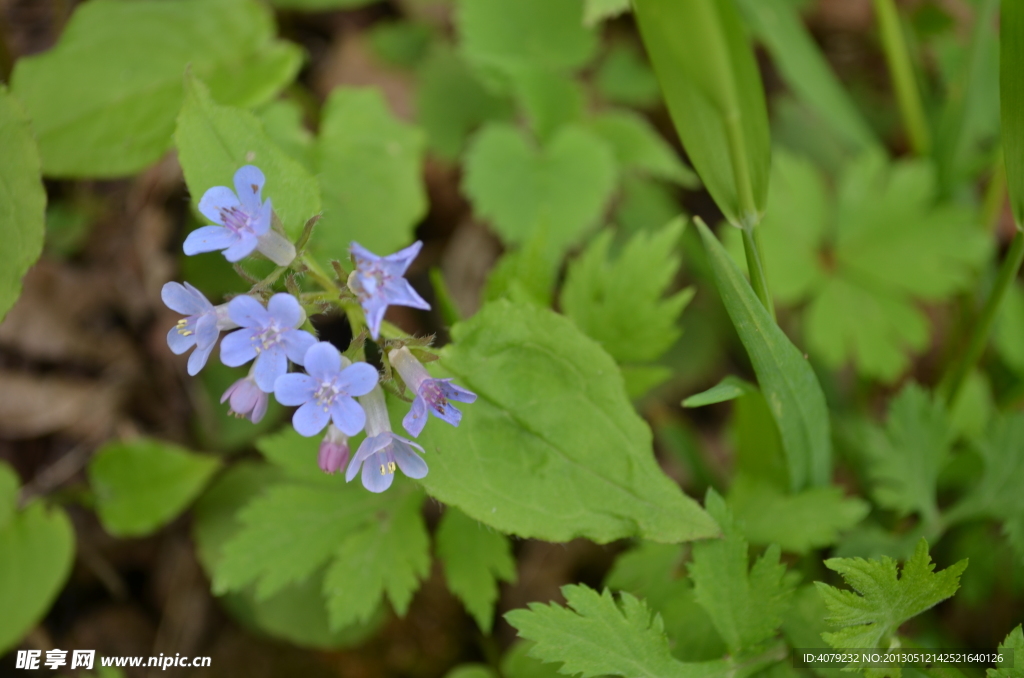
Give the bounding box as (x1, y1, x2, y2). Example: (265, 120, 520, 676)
(292, 400, 330, 437)
(282, 330, 317, 365)
(183, 226, 238, 255)
(227, 379, 259, 413)
(167, 326, 196, 355)
(330, 396, 366, 436)
(220, 329, 258, 367)
(440, 380, 478, 403)
(432, 401, 463, 427)
(198, 186, 240, 225)
(383, 278, 431, 310)
(227, 295, 270, 328)
(253, 347, 288, 392)
(361, 452, 396, 493)
(392, 439, 428, 479)
(274, 373, 317, 406)
(233, 165, 266, 213)
(222, 232, 259, 262)
(380, 240, 423, 276)
(161, 282, 207, 315)
(303, 342, 342, 381)
(339, 362, 379, 397)
(267, 293, 303, 328)
(193, 313, 219, 350)
(363, 299, 387, 340)
(250, 393, 268, 423)
(253, 197, 272, 236)
(187, 342, 215, 376)
(402, 397, 428, 438)
(353, 432, 393, 463)
(349, 241, 381, 265)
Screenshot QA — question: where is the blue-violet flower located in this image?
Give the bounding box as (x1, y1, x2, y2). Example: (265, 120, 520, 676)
(220, 293, 317, 392)
(318, 424, 350, 474)
(388, 346, 476, 437)
(162, 281, 237, 376)
(273, 342, 378, 437)
(221, 372, 269, 424)
(184, 165, 296, 266)
(346, 385, 427, 493)
(348, 241, 430, 339)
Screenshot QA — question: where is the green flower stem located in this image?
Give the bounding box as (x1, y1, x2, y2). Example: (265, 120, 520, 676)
(941, 229, 1024, 406)
(873, 0, 931, 155)
(740, 225, 776, 320)
(982, 147, 1007, 232)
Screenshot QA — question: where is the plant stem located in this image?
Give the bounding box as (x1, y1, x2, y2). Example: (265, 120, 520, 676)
(941, 229, 1024, 406)
(741, 225, 776, 320)
(873, 0, 931, 155)
(982, 147, 1007, 232)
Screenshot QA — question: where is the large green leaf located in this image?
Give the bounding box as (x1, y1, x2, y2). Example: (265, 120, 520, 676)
(0, 86, 46, 323)
(1003, 0, 1024, 227)
(88, 438, 221, 537)
(696, 219, 832, 490)
(10, 0, 301, 177)
(416, 300, 719, 543)
(175, 75, 322, 239)
(735, 0, 876, 153)
(0, 467, 75, 654)
(313, 88, 427, 258)
(463, 122, 616, 255)
(633, 0, 770, 226)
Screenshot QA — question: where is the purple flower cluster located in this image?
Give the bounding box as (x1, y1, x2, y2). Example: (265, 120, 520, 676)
(163, 165, 476, 492)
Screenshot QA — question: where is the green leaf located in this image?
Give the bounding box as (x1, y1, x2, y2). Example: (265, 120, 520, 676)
(506, 584, 739, 678)
(502, 642, 569, 678)
(727, 475, 869, 555)
(511, 68, 586, 141)
(696, 218, 832, 490)
(416, 299, 719, 544)
(622, 365, 674, 400)
(734, 0, 876, 153)
(616, 176, 684, 237)
(0, 86, 46, 323)
(1001, 0, 1024, 226)
(604, 541, 727, 661)
(10, 0, 301, 177)
(683, 376, 756, 408)
(313, 88, 427, 258)
(633, 0, 770, 226)
(482, 229, 559, 308)
(562, 219, 693, 364)
(436, 506, 517, 632)
(732, 391, 789, 491)
(815, 538, 967, 650)
(0, 463, 17, 531)
(457, 0, 597, 82)
(213, 479, 390, 598)
(733, 150, 989, 382)
(416, 46, 514, 161)
(0, 498, 75, 654)
(987, 625, 1023, 678)
(88, 438, 221, 538)
(175, 75, 322, 239)
(995, 281, 1024, 374)
(270, 0, 378, 7)
(193, 462, 381, 649)
(595, 43, 661, 109)
(584, 0, 631, 25)
(858, 384, 950, 524)
(323, 489, 430, 629)
(368, 21, 433, 69)
(589, 110, 699, 186)
(948, 413, 1024, 529)
(463, 122, 617, 254)
(446, 666, 499, 678)
(256, 99, 314, 172)
(690, 490, 794, 654)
